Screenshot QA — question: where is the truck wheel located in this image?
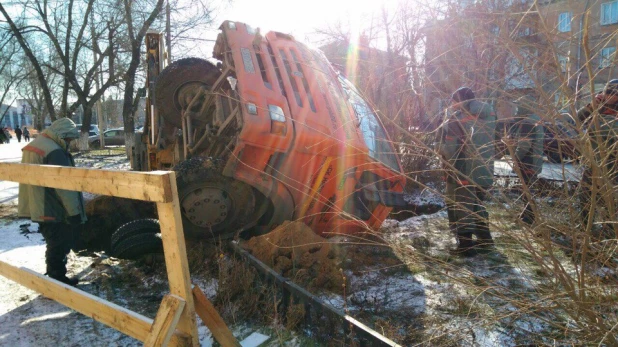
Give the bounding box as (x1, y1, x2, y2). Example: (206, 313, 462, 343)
(111, 219, 160, 250)
(111, 233, 163, 260)
(175, 157, 256, 239)
(91, 140, 101, 149)
(155, 58, 225, 128)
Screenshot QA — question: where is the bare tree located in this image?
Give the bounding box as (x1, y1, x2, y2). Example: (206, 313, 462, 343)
(17, 59, 62, 130)
(0, 0, 124, 149)
(117, 0, 164, 155)
(0, 28, 24, 124)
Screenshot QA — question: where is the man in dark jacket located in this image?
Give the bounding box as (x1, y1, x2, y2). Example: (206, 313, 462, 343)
(18, 118, 86, 286)
(577, 79, 618, 230)
(14, 126, 22, 143)
(438, 87, 496, 256)
(2, 128, 9, 143)
(507, 98, 544, 225)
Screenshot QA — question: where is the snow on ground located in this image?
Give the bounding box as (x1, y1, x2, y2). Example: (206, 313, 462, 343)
(0, 149, 274, 346)
(0, 200, 285, 346)
(494, 158, 581, 182)
(0, 218, 142, 346)
(318, 192, 594, 345)
(0, 142, 610, 345)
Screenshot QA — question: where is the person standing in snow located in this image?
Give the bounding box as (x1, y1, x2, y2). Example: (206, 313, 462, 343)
(14, 126, 22, 143)
(23, 127, 30, 142)
(506, 97, 544, 225)
(18, 118, 86, 286)
(577, 79, 618, 230)
(438, 87, 496, 256)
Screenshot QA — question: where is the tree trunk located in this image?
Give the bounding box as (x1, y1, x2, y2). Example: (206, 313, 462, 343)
(121, 0, 163, 157)
(122, 75, 136, 157)
(78, 105, 94, 150)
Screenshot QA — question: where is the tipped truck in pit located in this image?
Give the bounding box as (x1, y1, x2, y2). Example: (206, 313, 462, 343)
(125, 21, 406, 248)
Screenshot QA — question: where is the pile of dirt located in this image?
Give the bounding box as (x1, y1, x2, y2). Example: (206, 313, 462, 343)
(242, 221, 345, 292)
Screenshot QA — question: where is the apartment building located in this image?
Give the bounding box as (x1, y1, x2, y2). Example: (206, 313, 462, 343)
(0, 100, 34, 130)
(540, 0, 618, 106)
(423, 0, 617, 121)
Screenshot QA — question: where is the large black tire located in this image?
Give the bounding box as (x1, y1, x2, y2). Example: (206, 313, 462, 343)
(112, 233, 163, 260)
(79, 197, 157, 252)
(90, 140, 101, 149)
(111, 219, 163, 259)
(155, 58, 223, 128)
(111, 219, 160, 250)
(174, 157, 256, 239)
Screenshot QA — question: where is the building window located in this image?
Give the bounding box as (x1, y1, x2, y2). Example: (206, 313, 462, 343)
(600, 47, 616, 68)
(558, 12, 572, 32)
(601, 1, 618, 25)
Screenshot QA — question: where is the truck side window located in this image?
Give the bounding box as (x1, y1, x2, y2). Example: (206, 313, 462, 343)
(339, 75, 400, 171)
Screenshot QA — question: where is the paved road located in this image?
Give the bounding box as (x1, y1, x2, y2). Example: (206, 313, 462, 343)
(0, 138, 28, 204)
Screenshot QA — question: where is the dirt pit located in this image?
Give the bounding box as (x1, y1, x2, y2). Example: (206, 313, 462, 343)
(242, 221, 345, 292)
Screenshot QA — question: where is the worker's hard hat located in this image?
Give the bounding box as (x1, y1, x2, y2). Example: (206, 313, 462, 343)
(49, 118, 79, 139)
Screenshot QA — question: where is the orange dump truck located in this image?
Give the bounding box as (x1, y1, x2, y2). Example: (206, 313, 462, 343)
(133, 20, 406, 239)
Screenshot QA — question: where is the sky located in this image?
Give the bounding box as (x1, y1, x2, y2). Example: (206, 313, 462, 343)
(213, 0, 390, 39)
(193, 0, 397, 55)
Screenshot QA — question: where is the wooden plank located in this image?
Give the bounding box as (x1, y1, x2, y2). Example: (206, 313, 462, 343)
(156, 171, 199, 346)
(0, 260, 190, 346)
(192, 286, 240, 347)
(144, 295, 186, 347)
(0, 163, 172, 202)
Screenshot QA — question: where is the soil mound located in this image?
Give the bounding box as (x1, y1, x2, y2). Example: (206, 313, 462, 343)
(242, 221, 344, 292)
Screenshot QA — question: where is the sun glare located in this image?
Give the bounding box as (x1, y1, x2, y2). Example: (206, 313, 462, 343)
(217, 0, 394, 40)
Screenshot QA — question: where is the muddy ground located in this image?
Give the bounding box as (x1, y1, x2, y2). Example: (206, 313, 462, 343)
(1, 150, 616, 346)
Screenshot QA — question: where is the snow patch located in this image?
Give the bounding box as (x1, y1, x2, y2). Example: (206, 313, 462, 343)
(240, 332, 270, 346)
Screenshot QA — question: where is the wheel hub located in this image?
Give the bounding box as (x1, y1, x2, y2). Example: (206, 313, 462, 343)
(176, 82, 209, 112)
(181, 186, 231, 228)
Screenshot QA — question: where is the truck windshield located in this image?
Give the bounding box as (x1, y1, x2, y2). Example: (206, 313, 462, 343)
(338, 75, 400, 172)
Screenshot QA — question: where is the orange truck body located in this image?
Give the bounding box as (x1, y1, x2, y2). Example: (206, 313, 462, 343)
(213, 21, 406, 235)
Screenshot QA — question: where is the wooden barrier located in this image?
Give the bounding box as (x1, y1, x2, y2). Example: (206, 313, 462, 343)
(0, 163, 238, 346)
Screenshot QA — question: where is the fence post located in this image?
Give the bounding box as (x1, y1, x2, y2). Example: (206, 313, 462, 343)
(156, 171, 199, 346)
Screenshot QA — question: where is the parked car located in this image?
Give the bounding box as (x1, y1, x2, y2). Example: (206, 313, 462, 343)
(89, 128, 125, 148)
(76, 123, 100, 136)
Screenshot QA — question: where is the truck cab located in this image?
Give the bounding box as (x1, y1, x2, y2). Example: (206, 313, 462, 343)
(134, 21, 406, 238)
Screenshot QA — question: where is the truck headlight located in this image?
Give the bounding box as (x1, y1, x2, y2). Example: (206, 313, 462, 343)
(247, 103, 258, 115)
(268, 105, 285, 122)
(268, 105, 287, 135)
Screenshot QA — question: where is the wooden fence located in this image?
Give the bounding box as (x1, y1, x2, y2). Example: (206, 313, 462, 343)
(0, 163, 239, 346)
